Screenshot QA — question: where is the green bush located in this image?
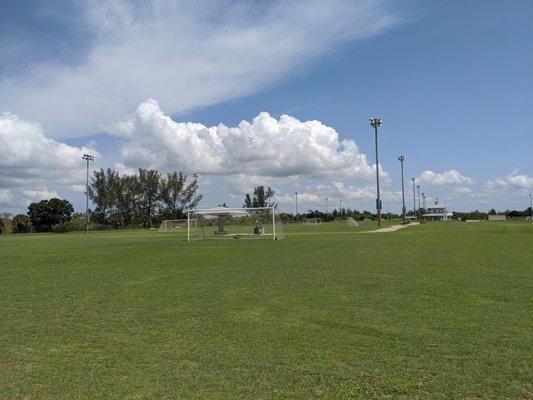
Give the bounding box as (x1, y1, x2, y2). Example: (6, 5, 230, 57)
(12, 214, 31, 233)
(51, 217, 86, 233)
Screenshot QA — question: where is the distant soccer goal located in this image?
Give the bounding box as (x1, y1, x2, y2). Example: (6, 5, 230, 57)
(159, 219, 197, 232)
(187, 206, 284, 241)
(303, 218, 322, 225)
(346, 217, 360, 227)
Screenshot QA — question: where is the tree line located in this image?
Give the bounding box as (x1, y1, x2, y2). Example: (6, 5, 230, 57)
(88, 168, 202, 228)
(0, 168, 201, 233)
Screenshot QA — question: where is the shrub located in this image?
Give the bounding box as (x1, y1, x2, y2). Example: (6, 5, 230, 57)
(12, 214, 31, 233)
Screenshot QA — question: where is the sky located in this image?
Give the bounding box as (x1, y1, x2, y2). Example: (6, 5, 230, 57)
(1, 0, 532, 215)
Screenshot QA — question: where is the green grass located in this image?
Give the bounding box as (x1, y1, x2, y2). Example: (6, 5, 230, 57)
(0, 221, 531, 399)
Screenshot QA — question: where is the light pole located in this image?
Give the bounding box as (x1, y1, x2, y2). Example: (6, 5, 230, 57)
(422, 192, 427, 210)
(386, 202, 390, 220)
(82, 154, 94, 234)
(411, 178, 416, 220)
(417, 185, 421, 218)
(295, 192, 299, 221)
(325, 197, 328, 220)
(370, 117, 382, 226)
(398, 155, 406, 222)
(339, 199, 342, 219)
(529, 193, 532, 221)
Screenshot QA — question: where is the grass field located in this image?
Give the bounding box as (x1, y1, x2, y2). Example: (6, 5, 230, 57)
(1, 221, 531, 399)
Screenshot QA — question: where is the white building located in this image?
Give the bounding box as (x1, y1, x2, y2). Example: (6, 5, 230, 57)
(422, 201, 453, 221)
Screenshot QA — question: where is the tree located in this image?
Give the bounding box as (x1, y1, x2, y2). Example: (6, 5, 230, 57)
(0, 213, 12, 233)
(12, 214, 31, 233)
(116, 174, 140, 226)
(160, 172, 202, 218)
(138, 169, 161, 227)
(89, 168, 119, 224)
(28, 198, 74, 232)
(243, 186, 276, 208)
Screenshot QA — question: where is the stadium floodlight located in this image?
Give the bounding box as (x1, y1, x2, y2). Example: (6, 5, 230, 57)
(417, 185, 421, 217)
(295, 192, 299, 220)
(411, 178, 416, 220)
(187, 206, 283, 242)
(82, 154, 94, 234)
(397, 155, 406, 222)
(325, 197, 328, 219)
(530, 193, 532, 221)
(370, 117, 383, 226)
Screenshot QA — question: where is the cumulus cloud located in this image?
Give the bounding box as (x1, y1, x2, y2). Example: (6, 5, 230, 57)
(485, 170, 533, 192)
(0, 0, 399, 137)
(418, 169, 473, 186)
(0, 112, 97, 208)
(113, 99, 382, 181)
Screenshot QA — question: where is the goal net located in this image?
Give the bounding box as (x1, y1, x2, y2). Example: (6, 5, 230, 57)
(187, 206, 284, 241)
(346, 217, 360, 227)
(303, 217, 321, 225)
(159, 219, 197, 232)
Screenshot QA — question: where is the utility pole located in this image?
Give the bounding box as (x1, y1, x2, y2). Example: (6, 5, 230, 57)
(411, 178, 416, 220)
(417, 185, 421, 217)
(295, 192, 299, 221)
(370, 117, 382, 226)
(398, 155, 406, 222)
(530, 193, 532, 221)
(82, 154, 94, 234)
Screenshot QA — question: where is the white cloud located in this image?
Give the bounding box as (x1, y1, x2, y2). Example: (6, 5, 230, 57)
(113, 99, 383, 181)
(0, 112, 97, 208)
(22, 188, 59, 202)
(418, 169, 473, 186)
(278, 192, 321, 206)
(0, 0, 398, 137)
(0, 189, 14, 207)
(485, 170, 533, 193)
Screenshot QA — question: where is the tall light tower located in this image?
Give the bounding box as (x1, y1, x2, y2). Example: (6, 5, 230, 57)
(339, 199, 342, 219)
(325, 197, 328, 220)
(295, 192, 299, 221)
(529, 193, 532, 221)
(82, 154, 94, 234)
(411, 178, 416, 220)
(422, 192, 427, 209)
(417, 184, 421, 217)
(397, 155, 406, 222)
(370, 117, 382, 226)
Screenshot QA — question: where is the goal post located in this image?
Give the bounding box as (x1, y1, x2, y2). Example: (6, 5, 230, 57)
(346, 217, 360, 227)
(303, 217, 321, 225)
(187, 206, 284, 242)
(159, 219, 197, 232)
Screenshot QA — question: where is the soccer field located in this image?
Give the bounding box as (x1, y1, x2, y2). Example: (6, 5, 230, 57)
(1, 221, 531, 399)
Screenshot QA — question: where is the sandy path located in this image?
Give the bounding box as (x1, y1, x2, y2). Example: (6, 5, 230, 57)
(365, 222, 420, 233)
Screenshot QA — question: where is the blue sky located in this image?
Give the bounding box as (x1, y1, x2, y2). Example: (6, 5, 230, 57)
(1, 0, 532, 214)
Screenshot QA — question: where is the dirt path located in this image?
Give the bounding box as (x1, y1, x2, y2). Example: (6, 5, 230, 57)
(365, 222, 420, 233)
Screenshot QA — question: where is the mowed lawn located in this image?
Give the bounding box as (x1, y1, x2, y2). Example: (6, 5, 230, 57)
(0, 222, 531, 399)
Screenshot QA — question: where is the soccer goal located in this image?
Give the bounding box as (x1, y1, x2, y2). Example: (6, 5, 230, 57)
(159, 219, 197, 232)
(346, 217, 360, 227)
(303, 218, 321, 225)
(187, 206, 284, 241)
